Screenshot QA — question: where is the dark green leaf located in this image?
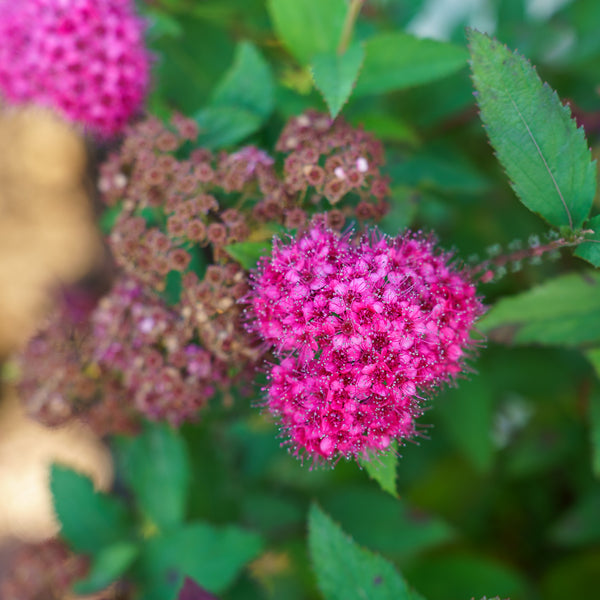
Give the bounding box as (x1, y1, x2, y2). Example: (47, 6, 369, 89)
(586, 357, 600, 478)
(437, 375, 495, 473)
(151, 17, 234, 115)
(74, 543, 139, 595)
(137, 522, 264, 600)
(575, 215, 600, 267)
(308, 504, 420, 600)
(378, 186, 418, 235)
(224, 240, 272, 270)
(549, 487, 600, 546)
(350, 113, 419, 145)
(359, 441, 398, 498)
(354, 33, 468, 96)
(479, 271, 600, 347)
(405, 552, 529, 600)
(311, 42, 365, 119)
(50, 465, 131, 554)
(321, 487, 456, 561)
(468, 29, 596, 229)
(267, 0, 348, 64)
(211, 42, 274, 119)
(116, 422, 191, 532)
(194, 106, 262, 149)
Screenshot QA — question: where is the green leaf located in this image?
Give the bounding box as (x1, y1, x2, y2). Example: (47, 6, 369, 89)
(437, 375, 495, 473)
(115, 422, 191, 532)
(311, 42, 365, 119)
(479, 271, 600, 347)
(359, 441, 398, 498)
(211, 41, 274, 119)
(308, 504, 420, 600)
(194, 106, 262, 149)
(267, 0, 348, 64)
(137, 522, 264, 600)
(74, 543, 139, 595)
(468, 29, 596, 229)
(50, 465, 132, 554)
(575, 215, 600, 267)
(586, 360, 600, 478)
(549, 487, 600, 546)
(151, 16, 234, 115)
(224, 240, 273, 270)
(405, 552, 529, 600)
(354, 33, 468, 96)
(350, 113, 419, 145)
(99, 203, 123, 235)
(378, 186, 418, 235)
(321, 487, 455, 561)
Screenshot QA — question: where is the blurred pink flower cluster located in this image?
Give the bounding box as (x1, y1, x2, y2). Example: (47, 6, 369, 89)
(247, 221, 484, 462)
(0, 0, 150, 137)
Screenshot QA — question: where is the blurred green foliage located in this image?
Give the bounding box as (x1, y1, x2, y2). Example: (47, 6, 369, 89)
(50, 0, 600, 598)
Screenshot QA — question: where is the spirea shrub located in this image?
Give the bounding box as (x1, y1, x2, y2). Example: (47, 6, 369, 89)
(247, 220, 484, 461)
(0, 0, 150, 137)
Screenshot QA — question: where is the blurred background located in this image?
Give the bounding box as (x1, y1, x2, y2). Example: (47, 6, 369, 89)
(1, 1, 600, 599)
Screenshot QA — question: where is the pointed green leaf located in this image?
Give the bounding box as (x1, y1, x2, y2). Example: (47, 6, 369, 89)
(137, 522, 264, 600)
(354, 33, 468, 96)
(224, 240, 273, 270)
(479, 271, 600, 347)
(115, 422, 191, 532)
(575, 215, 600, 267)
(50, 465, 132, 554)
(194, 106, 262, 149)
(359, 441, 398, 498)
(311, 43, 365, 119)
(468, 29, 596, 229)
(308, 504, 420, 600)
(211, 41, 274, 119)
(267, 0, 348, 64)
(74, 543, 139, 595)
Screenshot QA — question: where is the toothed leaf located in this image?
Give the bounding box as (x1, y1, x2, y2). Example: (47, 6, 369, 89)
(311, 42, 364, 119)
(468, 29, 596, 229)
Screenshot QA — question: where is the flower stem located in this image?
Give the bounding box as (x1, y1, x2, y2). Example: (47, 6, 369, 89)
(338, 0, 364, 55)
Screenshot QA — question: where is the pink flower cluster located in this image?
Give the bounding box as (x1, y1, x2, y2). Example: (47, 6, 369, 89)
(0, 0, 150, 137)
(247, 222, 484, 462)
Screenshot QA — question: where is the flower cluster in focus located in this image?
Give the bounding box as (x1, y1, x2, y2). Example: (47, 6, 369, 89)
(247, 220, 484, 462)
(0, 0, 150, 137)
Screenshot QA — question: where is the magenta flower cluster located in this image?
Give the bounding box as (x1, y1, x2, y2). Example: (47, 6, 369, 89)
(0, 0, 150, 137)
(247, 222, 484, 461)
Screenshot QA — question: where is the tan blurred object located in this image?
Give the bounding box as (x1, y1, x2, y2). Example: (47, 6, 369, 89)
(0, 106, 102, 356)
(0, 386, 112, 542)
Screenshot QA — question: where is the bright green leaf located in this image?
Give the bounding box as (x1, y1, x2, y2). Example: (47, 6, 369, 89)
(267, 0, 348, 64)
(137, 522, 264, 600)
(224, 240, 273, 270)
(211, 41, 274, 119)
(468, 29, 596, 229)
(311, 43, 365, 119)
(575, 215, 600, 267)
(308, 504, 420, 600)
(74, 543, 139, 595)
(115, 422, 191, 532)
(50, 465, 132, 554)
(354, 33, 468, 96)
(479, 271, 600, 347)
(194, 106, 262, 149)
(359, 441, 398, 498)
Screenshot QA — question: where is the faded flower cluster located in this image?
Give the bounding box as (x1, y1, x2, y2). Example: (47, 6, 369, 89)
(0, 0, 150, 137)
(247, 221, 484, 462)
